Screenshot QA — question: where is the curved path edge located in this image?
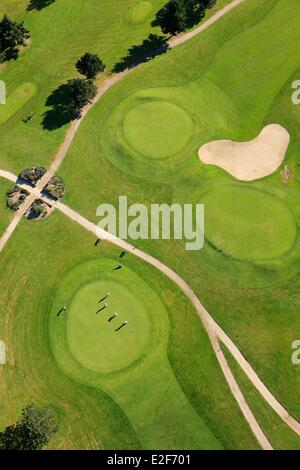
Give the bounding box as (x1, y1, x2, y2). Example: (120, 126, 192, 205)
(0, 0, 281, 450)
(0, 170, 274, 450)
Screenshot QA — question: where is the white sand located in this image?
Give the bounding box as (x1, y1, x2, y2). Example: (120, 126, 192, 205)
(198, 124, 290, 181)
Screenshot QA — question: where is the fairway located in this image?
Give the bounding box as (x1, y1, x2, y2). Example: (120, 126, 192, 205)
(56, 0, 300, 444)
(0, 0, 167, 172)
(202, 186, 297, 260)
(68, 279, 151, 373)
(0, 83, 36, 125)
(123, 100, 193, 158)
(2, 0, 300, 452)
(49, 256, 224, 449)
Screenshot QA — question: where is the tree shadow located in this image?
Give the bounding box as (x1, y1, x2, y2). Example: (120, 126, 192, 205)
(27, 0, 55, 11)
(0, 47, 19, 63)
(151, 1, 178, 35)
(16, 176, 35, 188)
(42, 83, 73, 131)
(152, 1, 205, 35)
(112, 34, 169, 73)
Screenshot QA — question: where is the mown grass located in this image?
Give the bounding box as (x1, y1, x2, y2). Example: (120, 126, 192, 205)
(129, 1, 153, 24)
(0, 0, 166, 172)
(56, 0, 300, 442)
(0, 211, 259, 449)
(0, 82, 36, 124)
(223, 347, 300, 450)
(61, 264, 154, 374)
(50, 260, 222, 450)
(0, 1, 28, 20)
(0, 0, 262, 451)
(0, 0, 235, 175)
(123, 100, 194, 159)
(202, 185, 297, 260)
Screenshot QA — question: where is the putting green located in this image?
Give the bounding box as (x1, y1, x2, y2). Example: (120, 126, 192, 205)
(129, 1, 152, 23)
(202, 186, 297, 260)
(68, 280, 151, 373)
(50, 258, 168, 378)
(123, 101, 193, 159)
(0, 82, 36, 124)
(49, 257, 223, 449)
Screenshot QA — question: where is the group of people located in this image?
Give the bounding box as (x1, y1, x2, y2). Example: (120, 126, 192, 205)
(57, 250, 129, 333)
(97, 292, 128, 332)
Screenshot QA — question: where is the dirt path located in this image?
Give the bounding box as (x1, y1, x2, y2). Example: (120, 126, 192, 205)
(36, 0, 247, 190)
(169, 0, 246, 48)
(6, 171, 300, 448)
(0, 170, 39, 251)
(54, 199, 300, 444)
(34, 195, 274, 448)
(36, 193, 285, 448)
(0, 0, 281, 449)
(0, 168, 292, 449)
(208, 332, 273, 450)
(0, 0, 246, 251)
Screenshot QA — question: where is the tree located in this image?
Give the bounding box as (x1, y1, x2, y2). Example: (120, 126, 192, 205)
(0, 404, 58, 450)
(0, 15, 29, 61)
(67, 78, 97, 117)
(175, 0, 190, 32)
(44, 175, 65, 199)
(153, 1, 178, 35)
(153, 0, 205, 35)
(28, 199, 47, 219)
(112, 34, 169, 73)
(27, 0, 56, 11)
(200, 0, 217, 8)
(76, 52, 105, 80)
(19, 166, 47, 184)
(6, 185, 27, 211)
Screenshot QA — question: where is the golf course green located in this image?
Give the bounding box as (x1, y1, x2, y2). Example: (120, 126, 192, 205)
(0, 0, 167, 172)
(49, 257, 225, 449)
(58, 262, 156, 374)
(68, 280, 150, 373)
(129, 1, 153, 23)
(2, 0, 300, 452)
(202, 185, 297, 260)
(0, 82, 36, 124)
(123, 100, 193, 158)
(56, 0, 300, 448)
(0, 209, 259, 449)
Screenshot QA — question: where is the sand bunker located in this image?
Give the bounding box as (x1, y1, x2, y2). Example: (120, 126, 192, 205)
(198, 124, 290, 181)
